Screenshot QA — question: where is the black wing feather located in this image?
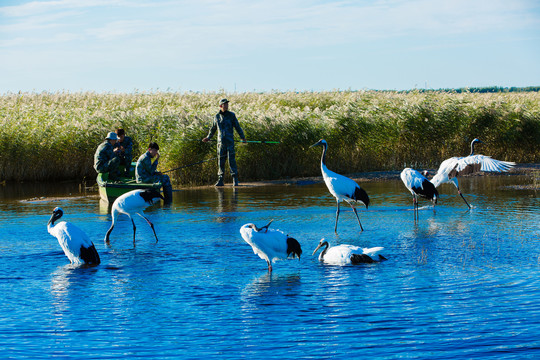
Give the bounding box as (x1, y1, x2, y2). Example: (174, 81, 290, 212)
(286, 237, 302, 259)
(351, 186, 370, 208)
(411, 179, 438, 202)
(350, 254, 375, 264)
(79, 244, 101, 265)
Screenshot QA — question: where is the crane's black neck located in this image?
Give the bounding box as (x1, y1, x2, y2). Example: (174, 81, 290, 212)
(320, 241, 329, 258)
(48, 211, 63, 226)
(470, 140, 476, 156)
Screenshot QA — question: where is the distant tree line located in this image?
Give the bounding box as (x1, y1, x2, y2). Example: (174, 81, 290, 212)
(398, 86, 540, 94)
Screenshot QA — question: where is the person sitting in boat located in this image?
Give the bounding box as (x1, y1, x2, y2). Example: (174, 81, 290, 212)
(136, 142, 173, 203)
(114, 128, 133, 177)
(93, 132, 121, 181)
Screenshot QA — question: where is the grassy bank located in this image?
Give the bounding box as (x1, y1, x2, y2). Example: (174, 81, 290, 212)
(1, 91, 539, 185)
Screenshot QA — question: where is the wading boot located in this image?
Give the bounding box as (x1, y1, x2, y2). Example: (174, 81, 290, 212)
(163, 184, 173, 204)
(233, 175, 239, 187)
(215, 177, 224, 187)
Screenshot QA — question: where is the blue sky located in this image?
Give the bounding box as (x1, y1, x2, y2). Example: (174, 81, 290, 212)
(1, 0, 539, 93)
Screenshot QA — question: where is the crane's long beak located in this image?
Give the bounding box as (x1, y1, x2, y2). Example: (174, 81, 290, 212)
(312, 243, 323, 256)
(309, 141, 321, 148)
(47, 212, 58, 226)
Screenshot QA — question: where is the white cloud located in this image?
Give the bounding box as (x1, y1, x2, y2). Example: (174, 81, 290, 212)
(2, 0, 538, 49)
(0, 0, 538, 92)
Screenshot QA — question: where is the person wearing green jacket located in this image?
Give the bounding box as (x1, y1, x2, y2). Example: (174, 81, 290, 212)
(135, 142, 173, 203)
(114, 128, 133, 177)
(93, 132, 121, 180)
(202, 99, 246, 186)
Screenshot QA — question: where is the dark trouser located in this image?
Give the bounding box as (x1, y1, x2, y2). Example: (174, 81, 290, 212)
(217, 142, 238, 178)
(96, 157, 121, 179)
(151, 174, 171, 188)
(118, 154, 132, 176)
(150, 174, 173, 203)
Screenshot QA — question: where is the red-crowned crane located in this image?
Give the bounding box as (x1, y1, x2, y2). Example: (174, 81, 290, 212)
(312, 239, 386, 265)
(239, 220, 302, 272)
(105, 189, 164, 245)
(310, 139, 369, 233)
(47, 207, 100, 265)
(400, 168, 438, 220)
(430, 138, 515, 209)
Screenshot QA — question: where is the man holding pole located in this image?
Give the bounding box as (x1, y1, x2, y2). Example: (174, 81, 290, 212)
(202, 99, 246, 186)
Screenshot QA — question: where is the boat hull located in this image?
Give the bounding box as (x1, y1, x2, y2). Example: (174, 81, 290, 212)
(96, 164, 162, 202)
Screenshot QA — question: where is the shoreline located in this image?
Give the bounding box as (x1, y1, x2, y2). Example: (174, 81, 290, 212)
(185, 163, 540, 189)
(6, 163, 539, 199)
(10, 163, 538, 202)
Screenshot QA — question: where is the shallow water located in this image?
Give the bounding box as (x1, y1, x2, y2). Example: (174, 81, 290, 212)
(0, 175, 539, 359)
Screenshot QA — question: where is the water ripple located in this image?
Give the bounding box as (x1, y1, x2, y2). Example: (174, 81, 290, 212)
(0, 177, 539, 359)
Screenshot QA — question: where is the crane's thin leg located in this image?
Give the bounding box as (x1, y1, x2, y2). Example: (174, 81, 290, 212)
(415, 197, 419, 221)
(138, 214, 159, 243)
(334, 201, 341, 233)
(267, 260, 272, 272)
(457, 189, 471, 209)
(130, 218, 137, 245)
(350, 204, 364, 231)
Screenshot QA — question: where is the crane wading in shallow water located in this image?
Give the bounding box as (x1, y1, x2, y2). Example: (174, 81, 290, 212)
(240, 220, 302, 272)
(105, 189, 164, 245)
(310, 139, 369, 233)
(312, 239, 386, 265)
(47, 207, 100, 265)
(429, 138, 515, 209)
(400, 168, 438, 220)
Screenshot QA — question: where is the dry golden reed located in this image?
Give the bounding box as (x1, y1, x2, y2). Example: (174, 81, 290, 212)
(1, 90, 538, 185)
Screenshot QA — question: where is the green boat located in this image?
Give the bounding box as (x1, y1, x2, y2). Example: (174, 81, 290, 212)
(96, 163, 162, 202)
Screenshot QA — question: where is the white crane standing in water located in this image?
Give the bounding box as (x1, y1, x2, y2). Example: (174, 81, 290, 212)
(47, 207, 100, 265)
(400, 168, 438, 220)
(312, 239, 386, 265)
(105, 189, 164, 245)
(429, 138, 515, 209)
(310, 139, 369, 233)
(240, 220, 302, 272)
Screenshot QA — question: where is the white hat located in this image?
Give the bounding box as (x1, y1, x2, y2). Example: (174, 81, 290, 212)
(106, 132, 118, 140)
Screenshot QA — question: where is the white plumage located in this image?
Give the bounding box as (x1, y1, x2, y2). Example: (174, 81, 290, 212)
(312, 239, 386, 265)
(105, 189, 164, 244)
(430, 138, 515, 208)
(400, 168, 438, 219)
(47, 207, 100, 265)
(311, 139, 370, 233)
(240, 221, 302, 272)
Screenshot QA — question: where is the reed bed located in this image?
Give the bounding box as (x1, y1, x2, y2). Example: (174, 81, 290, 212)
(1, 90, 538, 185)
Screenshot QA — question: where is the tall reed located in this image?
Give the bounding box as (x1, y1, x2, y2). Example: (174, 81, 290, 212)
(1, 90, 538, 184)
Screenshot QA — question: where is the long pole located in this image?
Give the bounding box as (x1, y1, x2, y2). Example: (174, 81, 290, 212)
(183, 139, 280, 144)
(161, 155, 227, 174)
(162, 139, 280, 173)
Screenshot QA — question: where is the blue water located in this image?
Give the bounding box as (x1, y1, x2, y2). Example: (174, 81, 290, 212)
(0, 175, 539, 359)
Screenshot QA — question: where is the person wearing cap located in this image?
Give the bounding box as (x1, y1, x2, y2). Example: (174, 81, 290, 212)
(93, 132, 121, 180)
(135, 142, 173, 203)
(113, 128, 134, 177)
(202, 99, 246, 186)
